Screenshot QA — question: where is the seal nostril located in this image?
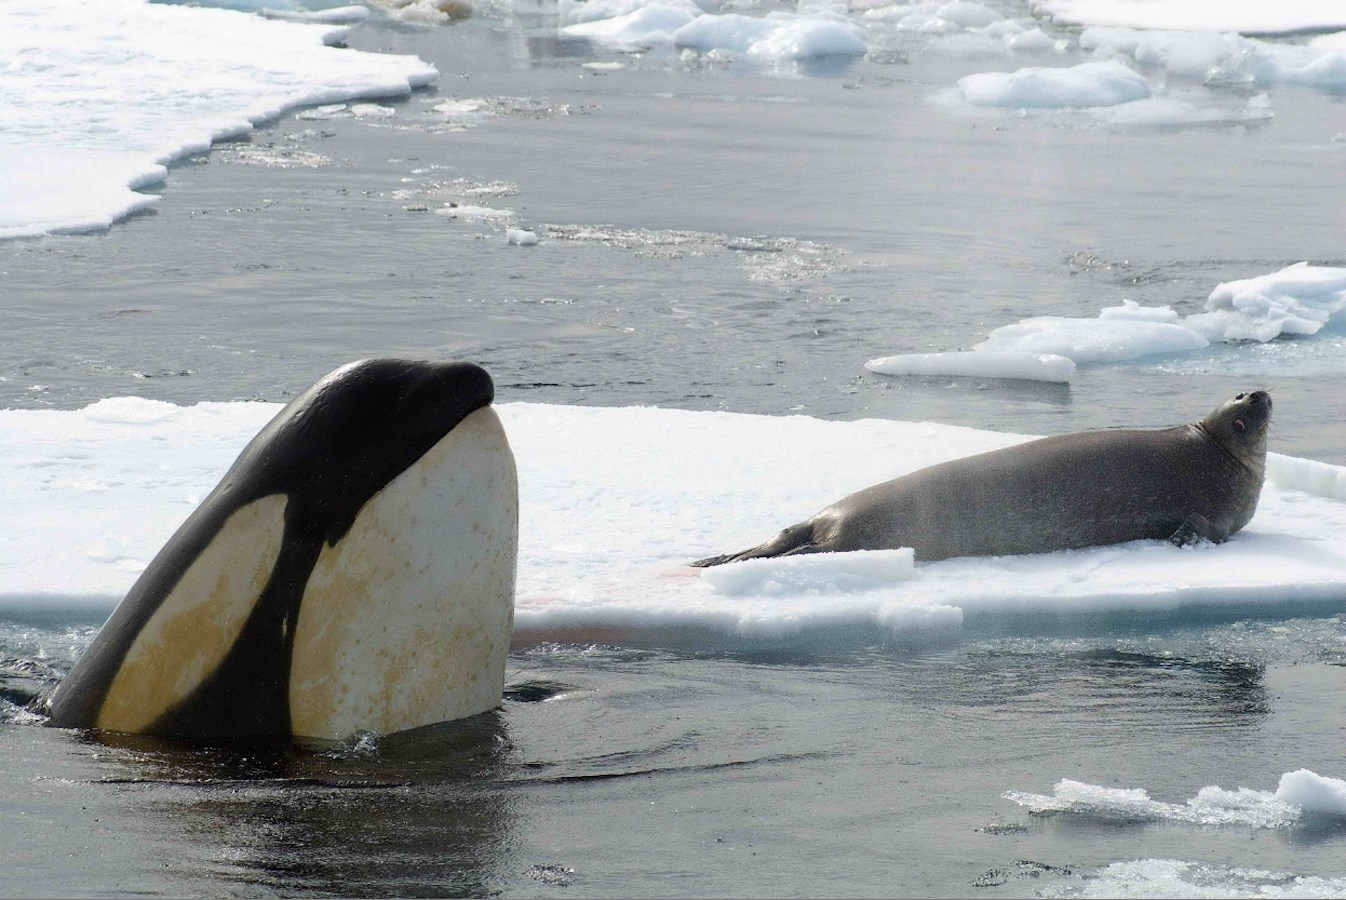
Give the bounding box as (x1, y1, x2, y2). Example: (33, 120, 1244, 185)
(1236, 393, 1246, 401)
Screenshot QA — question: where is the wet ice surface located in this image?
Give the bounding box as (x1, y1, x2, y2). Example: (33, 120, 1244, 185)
(5, 0, 1346, 896)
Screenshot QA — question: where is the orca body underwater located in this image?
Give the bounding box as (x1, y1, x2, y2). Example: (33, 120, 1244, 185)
(44, 359, 518, 742)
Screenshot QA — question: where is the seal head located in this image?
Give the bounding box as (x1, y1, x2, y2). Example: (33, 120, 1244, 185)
(1196, 389, 1271, 475)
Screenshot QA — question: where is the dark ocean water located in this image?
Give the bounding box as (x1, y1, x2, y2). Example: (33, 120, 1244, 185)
(3, 1, 1346, 896)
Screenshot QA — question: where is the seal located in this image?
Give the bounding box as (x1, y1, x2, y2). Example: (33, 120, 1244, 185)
(693, 391, 1270, 566)
(44, 359, 519, 742)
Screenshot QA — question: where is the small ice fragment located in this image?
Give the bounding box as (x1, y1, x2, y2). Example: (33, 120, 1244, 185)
(507, 228, 540, 246)
(350, 104, 396, 119)
(864, 350, 1075, 383)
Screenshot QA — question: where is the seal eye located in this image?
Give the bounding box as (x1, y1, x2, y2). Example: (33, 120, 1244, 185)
(1234, 418, 1246, 431)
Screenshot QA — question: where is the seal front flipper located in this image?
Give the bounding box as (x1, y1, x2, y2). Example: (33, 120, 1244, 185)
(45, 359, 518, 743)
(1169, 513, 1228, 548)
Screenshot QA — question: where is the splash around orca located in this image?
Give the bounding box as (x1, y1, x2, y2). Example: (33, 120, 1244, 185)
(44, 359, 519, 742)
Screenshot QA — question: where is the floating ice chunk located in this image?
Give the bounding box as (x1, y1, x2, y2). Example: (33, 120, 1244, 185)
(871, 0, 1000, 33)
(558, 0, 700, 26)
(958, 60, 1150, 108)
(435, 203, 513, 220)
(562, 4, 699, 47)
(1033, 0, 1346, 34)
(1066, 859, 1346, 900)
(1004, 28, 1058, 52)
(699, 549, 917, 597)
(1277, 49, 1346, 89)
(935, 1, 1002, 29)
(377, 0, 472, 23)
(886, 9, 961, 33)
(1007, 770, 1346, 829)
(982, 19, 1024, 38)
(432, 98, 488, 118)
(967, 263, 1345, 370)
(1082, 26, 1248, 78)
(261, 5, 370, 23)
(1184, 261, 1346, 343)
(1092, 93, 1273, 126)
(1081, 25, 1346, 91)
(975, 316, 1208, 364)
(1275, 769, 1346, 818)
(1098, 299, 1181, 323)
(747, 19, 869, 58)
(507, 228, 540, 246)
(1004, 777, 1301, 828)
(350, 103, 397, 118)
(938, 31, 1010, 56)
(672, 13, 868, 59)
(864, 350, 1076, 383)
(796, 0, 853, 22)
(296, 103, 351, 120)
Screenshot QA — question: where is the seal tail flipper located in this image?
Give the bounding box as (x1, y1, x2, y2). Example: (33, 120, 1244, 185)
(690, 521, 818, 567)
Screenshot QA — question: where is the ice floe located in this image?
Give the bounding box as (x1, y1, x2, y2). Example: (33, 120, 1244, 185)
(4, 399, 1346, 649)
(558, 0, 868, 59)
(1033, 0, 1346, 35)
(869, 263, 1346, 382)
(0, 0, 436, 240)
(1005, 769, 1346, 828)
(864, 351, 1077, 383)
(1082, 26, 1346, 91)
(958, 59, 1151, 107)
(1044, 858, 1346, 899)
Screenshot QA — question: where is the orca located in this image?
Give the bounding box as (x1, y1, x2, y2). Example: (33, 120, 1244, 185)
(45, 359, 518, 742)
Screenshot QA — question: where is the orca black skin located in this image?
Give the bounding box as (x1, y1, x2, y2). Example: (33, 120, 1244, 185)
(45, 359, 496, 738)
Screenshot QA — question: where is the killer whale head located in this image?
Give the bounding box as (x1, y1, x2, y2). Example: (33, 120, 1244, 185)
(45, 359, 519, 742)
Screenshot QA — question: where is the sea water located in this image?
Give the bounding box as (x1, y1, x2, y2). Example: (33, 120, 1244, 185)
(3, 0, 1346, 896)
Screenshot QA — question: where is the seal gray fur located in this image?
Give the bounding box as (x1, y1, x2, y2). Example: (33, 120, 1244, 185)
(693, 391, 1271, 566)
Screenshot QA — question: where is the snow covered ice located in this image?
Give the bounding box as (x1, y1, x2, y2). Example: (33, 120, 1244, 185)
(1032, 0, 1346, 35)
(979, 262, 1346, 362)
(1043, 859, 1346, 899)
(559, 0, 869, 59)
(0, 0, 436, 240)
(6, 399, 1346, 648)
(864, 351, 1077, 383)
(958, 60, 1151, 108)
(869, 263, 1346, 382)
(1005, 769, 1346, 829)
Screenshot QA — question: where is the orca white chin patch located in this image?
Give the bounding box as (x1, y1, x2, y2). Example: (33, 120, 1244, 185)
(289, 406, 518, 741)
